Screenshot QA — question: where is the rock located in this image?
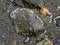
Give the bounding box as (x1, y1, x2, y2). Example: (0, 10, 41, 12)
(10, 8, 44, 36)
(23, 36, 30, 43)
(36, 41, 43, 45)
(54, 16, 60, 26)
(40, 7, 51, 15)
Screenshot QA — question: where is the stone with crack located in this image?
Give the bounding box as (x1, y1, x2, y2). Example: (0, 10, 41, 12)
(10, 8, 45, 36)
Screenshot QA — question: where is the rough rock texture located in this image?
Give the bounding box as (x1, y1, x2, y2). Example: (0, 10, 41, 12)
(0, 0, 60, 45)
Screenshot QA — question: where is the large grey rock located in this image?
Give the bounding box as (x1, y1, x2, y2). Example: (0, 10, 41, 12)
(10, 8, 44, 31)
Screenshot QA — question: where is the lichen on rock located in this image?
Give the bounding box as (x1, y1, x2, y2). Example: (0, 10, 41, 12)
(10, 8, 44, 36)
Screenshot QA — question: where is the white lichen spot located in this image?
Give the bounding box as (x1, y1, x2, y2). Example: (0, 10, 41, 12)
(29, 9, 34, 14)
(10, 8, 20, 19)
(20, 8, 23, 10)
(7, 10, 10, 12)
(10, 12, 17, 19)
(57, 6, 60, 10)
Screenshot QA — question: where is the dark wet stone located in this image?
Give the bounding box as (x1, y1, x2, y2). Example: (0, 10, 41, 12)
(55, 18, 60, 26)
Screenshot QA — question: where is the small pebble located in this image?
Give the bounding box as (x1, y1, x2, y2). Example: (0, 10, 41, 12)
(23, 36, 30, 43)
(40, 7, 50, 15)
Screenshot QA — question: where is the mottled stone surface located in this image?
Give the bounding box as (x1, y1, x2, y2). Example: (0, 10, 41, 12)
(0, 0, 60, 45)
